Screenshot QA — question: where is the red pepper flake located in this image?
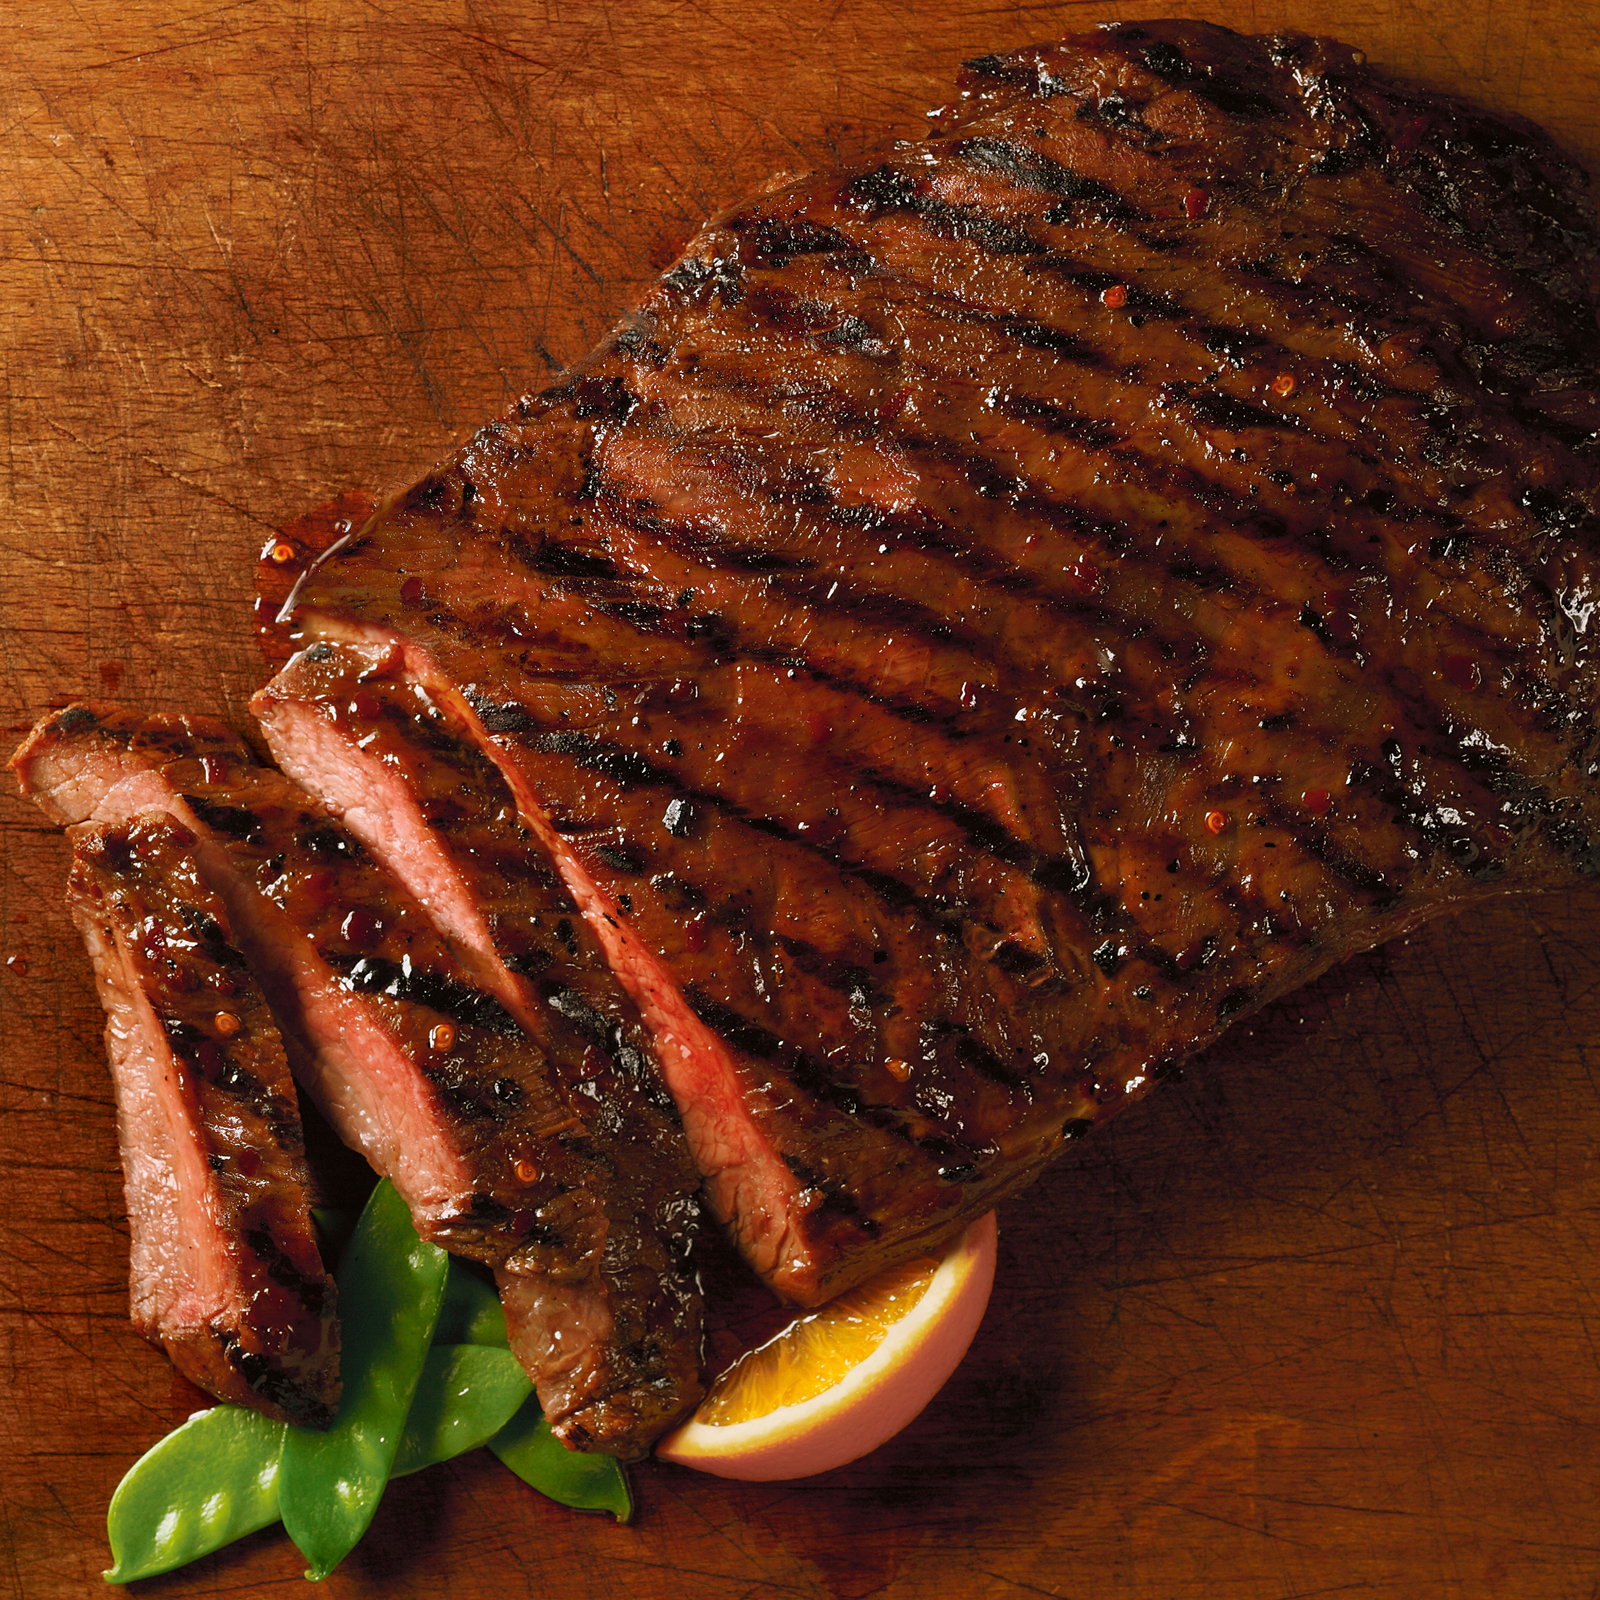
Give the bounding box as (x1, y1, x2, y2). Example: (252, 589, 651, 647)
(1442, 654, 1481, 691)
(399, 576, 425, 605)
(1270, 372, 1297, 398)
(1183, 187, 1211, 219)
(1100, 284, 1128, 309)
(685, 916, 709, 954)
(514, 1159, 542, 1185)
(1205, 810, 1229, 835)
(213, 1011, 241, 1037)
(236, 1147, 261, 1178)
(340, 907, 384, 949)
(884, 1058, 911, 1082)
(269, 541, 298, 565)
(1302, 788, 1332, 816)
(878, 384, 913, 424)
(1067, 555, 1101, 594)
(430, 1022, 457, 1053)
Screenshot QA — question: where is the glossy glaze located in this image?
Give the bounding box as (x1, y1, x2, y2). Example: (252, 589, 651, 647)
(280, 21, 1600, 1300)
(64, 804, 338, 1426)
(15, 704, 703, 1455)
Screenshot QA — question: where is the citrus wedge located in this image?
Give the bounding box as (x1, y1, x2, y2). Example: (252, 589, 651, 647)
(657, 1211, 997, 1481)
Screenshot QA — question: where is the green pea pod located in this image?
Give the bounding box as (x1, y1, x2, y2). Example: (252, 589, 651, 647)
(311, 1205, 361, 1270)
(391, 1345, 532, 1477)
(488, 1401, 633, 1523)
(104, 1347, 529, 1582)
(103, 1407, 285, 1584)
(279, 1179, 448, 1580)
(433, 1260, 509, 1348)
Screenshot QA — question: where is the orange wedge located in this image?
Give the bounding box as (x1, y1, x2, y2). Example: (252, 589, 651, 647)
(657, 1211, 997, 1481)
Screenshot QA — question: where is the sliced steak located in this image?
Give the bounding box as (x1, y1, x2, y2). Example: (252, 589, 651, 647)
(58, 802, 339, 1426)
(273, 21, 1600, 1301)
(252, 635, 922, 1302)
(13, 704, 703, 1454)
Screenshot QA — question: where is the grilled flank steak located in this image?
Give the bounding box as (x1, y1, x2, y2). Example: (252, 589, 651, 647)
(271, 20, 1600, 1306)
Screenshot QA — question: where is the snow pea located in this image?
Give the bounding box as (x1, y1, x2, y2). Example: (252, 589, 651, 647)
(433, 1259, 509, 1348)
(278, 1178, 449, 1580)
(103, 1406, 286, 1584)
(489, 1403, 633, 1523)
(392, 1344, 532, 1476)
(104, 1347, 529, 1582)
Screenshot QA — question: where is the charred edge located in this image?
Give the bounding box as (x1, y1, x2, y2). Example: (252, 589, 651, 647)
(1131, 37, 1279, 121)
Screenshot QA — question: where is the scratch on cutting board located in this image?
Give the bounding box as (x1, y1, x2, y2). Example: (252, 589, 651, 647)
(43, 420, 276, 530)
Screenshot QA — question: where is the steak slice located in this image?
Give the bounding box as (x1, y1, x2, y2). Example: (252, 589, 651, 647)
(273, 20, 1600, 1302)
(60, 802, 339, 1427)
(13, 704, 704, 1454)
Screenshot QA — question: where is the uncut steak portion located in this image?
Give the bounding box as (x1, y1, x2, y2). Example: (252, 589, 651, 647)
(14, 705, 704, 1454)
(60, 802, 339, 1427)
(274, 20, 1600, 1302)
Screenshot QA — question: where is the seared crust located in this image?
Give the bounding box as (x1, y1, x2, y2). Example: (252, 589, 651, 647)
(276, 22, 1600, 1301)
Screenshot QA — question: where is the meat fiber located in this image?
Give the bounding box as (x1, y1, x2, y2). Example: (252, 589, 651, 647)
(13, 704, 704, 1455)
(13, 710, 341, 1426)
(266, 19, 1600, 1308)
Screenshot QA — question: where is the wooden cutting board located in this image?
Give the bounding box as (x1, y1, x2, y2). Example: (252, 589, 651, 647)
(3, 3, 1598, 1595)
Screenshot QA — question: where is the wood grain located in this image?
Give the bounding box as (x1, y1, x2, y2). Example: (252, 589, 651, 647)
(2, 3, 1598, 1595)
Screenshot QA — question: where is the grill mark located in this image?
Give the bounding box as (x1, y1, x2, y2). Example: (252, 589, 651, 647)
(592, 432, 1523, 838)
(686, 275, 1433, 544)
(467, 530, 1461, 944)
(1253, 804, 1400, 898)
(594, 448, 1553, 897)
(1131, 37, 1280, 120)
(533, 397, 1570, 895)
(950, 136, 1148, 224)
(327, 952, 525, 1035)
(650, 217, 1570, 605)
(960, 52, 1073, 98)
(842, 164, 1053, 258)
(745, 188, 1566, 505)
(990, 390, 1122, 449)
(632, 340, 1569, 746)
(1429, 713, 1600, 875)
(507, 721, 982, 933)
(682, 987, 956, 1156)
